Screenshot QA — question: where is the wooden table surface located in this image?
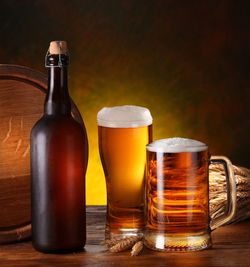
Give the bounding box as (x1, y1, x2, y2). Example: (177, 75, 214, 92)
(1, 206, 250, 267)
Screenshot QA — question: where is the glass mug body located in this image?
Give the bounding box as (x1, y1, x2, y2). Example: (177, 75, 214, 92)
(144, 138, 236, 252)
(97, 106, 153, 239)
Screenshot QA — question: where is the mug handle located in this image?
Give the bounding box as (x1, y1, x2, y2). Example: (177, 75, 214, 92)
(209, 156, 237, 230)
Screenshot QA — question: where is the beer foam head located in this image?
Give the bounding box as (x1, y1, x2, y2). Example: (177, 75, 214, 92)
(147, 138, 208, 153)
(97, 105, 152, 128)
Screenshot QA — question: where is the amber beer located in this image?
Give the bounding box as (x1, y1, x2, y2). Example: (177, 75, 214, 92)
(145, 138, 236, 251)
(98, 106, 152, 238)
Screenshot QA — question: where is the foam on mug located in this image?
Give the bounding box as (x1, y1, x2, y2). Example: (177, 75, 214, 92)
(97, 105, 153, 128)
(147, 137, 208, 153)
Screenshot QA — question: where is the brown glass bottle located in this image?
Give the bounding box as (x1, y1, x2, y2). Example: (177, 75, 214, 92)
(30, 41, 88, 253)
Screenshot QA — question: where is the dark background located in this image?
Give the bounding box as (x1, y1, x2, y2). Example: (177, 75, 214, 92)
(1, 0, 249, 204)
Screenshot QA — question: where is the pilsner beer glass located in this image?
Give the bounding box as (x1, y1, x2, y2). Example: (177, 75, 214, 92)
(97, 105, 153, 238)
(145, 138, 236, 251)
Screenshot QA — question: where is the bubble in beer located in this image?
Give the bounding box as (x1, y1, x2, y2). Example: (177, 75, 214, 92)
(147, 137, 208, 153)
(97, 105, 153, 128)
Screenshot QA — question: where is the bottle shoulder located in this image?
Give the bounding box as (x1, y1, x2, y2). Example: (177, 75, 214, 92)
(31, 115, 86, 137)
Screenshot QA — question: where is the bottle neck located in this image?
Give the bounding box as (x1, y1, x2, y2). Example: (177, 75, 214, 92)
(44, 66, 71, 116)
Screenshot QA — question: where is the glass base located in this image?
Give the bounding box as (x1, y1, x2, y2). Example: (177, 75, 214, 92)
(144, 229, 212, 252)
(105, 226, 143, 240)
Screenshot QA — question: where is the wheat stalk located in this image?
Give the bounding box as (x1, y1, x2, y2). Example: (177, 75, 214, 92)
(109, 237, 141, 253)
(209, 164, 250, 223)
(131, 241, 144, 256)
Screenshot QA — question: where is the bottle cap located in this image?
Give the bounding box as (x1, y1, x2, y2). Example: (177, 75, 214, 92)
(45, 41, 69, 67)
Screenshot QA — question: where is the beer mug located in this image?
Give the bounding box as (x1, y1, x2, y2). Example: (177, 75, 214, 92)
(97, 105, 153, 238)
(144, 138, 236, 251)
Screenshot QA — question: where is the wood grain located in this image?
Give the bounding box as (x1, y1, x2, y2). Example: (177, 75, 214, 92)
(0, 64, 84, 243)
(0, 206, 250, 267)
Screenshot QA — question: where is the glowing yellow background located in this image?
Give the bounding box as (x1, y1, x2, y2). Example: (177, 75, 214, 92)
(0, 1, 249, 204)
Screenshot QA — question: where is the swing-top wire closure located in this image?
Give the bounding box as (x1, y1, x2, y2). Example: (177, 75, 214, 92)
(45, 41, 69, 68)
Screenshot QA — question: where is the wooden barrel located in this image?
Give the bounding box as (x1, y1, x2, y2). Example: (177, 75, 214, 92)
(0, 65, 84, 244)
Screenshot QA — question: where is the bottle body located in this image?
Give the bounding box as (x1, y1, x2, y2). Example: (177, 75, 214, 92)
(31, 114, 88, 252)
(31, 41, 88, 253)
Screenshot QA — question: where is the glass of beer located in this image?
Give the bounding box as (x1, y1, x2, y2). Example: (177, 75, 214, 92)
(144, 138, 236, 251)
(97, 105, 153, 238)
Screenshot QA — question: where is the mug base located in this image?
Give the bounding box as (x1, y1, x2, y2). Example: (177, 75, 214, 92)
(144, 230, 212, 252)
(105, 227, 143, 240)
